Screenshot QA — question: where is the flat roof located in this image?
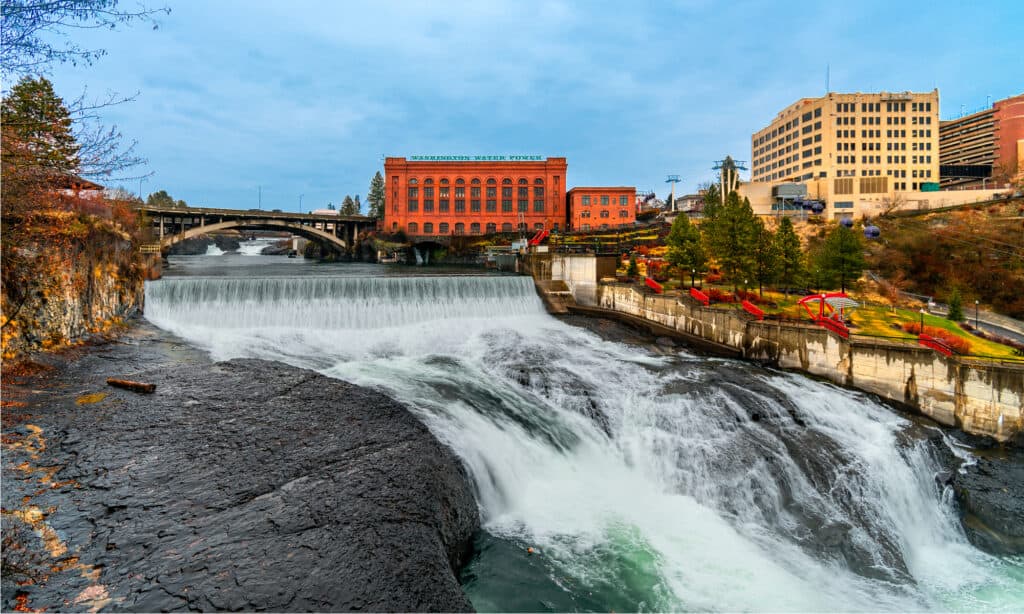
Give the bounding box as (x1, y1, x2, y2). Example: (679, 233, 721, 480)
(567, 186, 635, 190)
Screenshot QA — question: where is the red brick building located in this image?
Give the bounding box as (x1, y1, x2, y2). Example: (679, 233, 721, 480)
(566, 186, 636, 231)
(384, 156, 568, 236)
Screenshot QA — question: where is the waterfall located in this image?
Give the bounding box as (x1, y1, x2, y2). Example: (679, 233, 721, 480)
(144, 273, 1024, 611)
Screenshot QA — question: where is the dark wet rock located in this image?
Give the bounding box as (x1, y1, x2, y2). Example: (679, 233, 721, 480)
(213, 234, 241, 252)
(655, 336, 676, 348)
(166, 236, 213, 255)
(2, 337, 479, 612)
(954, 452, 1024, 555)
(260, 240, 294, 255)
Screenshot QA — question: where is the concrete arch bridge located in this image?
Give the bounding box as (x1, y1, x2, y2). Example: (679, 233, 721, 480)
(136, 205, 376, 255)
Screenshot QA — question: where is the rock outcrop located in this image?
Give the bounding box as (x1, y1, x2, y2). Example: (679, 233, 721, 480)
(2, 351, 479, 612)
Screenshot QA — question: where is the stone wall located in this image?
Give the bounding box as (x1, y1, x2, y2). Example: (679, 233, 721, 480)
(591, 283, 1024, 442)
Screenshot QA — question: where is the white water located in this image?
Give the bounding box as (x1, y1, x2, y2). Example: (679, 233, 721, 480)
(204, 244, 225, 256)
(237, 238, 276, 256)
(144, 274, 1024, 611)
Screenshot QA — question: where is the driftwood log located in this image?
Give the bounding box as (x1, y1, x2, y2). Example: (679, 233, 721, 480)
(106, 378, 156, 394)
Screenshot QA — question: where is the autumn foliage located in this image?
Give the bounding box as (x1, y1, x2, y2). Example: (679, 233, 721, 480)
(900, 322, 973, 355)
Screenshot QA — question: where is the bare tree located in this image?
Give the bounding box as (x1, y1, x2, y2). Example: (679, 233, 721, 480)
(1, 0, 169, 80)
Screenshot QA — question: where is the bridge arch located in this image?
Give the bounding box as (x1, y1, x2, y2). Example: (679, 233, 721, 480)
(160, 219, 348, 252)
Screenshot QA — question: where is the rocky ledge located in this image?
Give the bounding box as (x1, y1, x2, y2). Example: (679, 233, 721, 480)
(2, 341, 480, 612)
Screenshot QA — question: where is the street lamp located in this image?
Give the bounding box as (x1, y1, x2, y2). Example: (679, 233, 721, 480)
(975, 299, 980, 329)
(691, 268, 695, 288)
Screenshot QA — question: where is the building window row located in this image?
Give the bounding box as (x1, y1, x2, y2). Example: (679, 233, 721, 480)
(404, 221, 554, 235)
(405, 176, 545, 187)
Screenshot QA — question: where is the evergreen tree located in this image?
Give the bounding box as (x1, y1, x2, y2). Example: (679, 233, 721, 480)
(701, 190, 758, 291)
(627, 255, 639, 278)
(353, 194, 362, 215)
(340, 195, 357, 215)
(815, 224, 865, 292)
(947, 287, 964, 321)
(146, 190, 175, 208)
(367, 171, 385, 219)
(774, 216, 804, 295)
(1, 76, 80, 174)
(665, 213, 705, 287)
(751, 218, 779, 297)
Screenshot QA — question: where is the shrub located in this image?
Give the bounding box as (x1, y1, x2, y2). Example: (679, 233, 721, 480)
(735, 289, 767, 304)
(705, 273, 723, 284)
(707, 288, 735, 303)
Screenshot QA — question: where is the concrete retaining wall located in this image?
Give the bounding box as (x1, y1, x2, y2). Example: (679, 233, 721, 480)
(592, 283, 1024, 442)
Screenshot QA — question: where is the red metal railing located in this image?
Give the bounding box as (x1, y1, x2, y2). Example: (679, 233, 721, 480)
(689, 287, 709, 306)
(742, 300, 764, 320)
(645, 277, 663, 294)
(918, 333, 953, 357)
(815, 317, 849, 338)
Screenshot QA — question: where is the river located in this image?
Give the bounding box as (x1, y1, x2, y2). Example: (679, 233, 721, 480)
(145, 254, 1024, 611)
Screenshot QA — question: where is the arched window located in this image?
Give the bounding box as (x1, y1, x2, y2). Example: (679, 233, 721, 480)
(423, 222, 434, 234)
(534, 178, 544, 184)
(392, 222, 398, 231)
(502, 178, 512, 185)
(424, 178, 434, 185)
(439, 222, 449, 234)
(533, 223, 544, 231)
(471, 178, 481, 185)
(454, 222, 464, 235)
(518, 178, 528, 185)
(455, 178, 465, 185)
(486, 178, 496, 185)
(440, 178, 449, 185)
(408, 222, 418, 234)
(470, 222, 481, 234)
(502, 222, 513, 232)
(518, 222, 528, 232)
(408, 178, 418, 185)
(486, 222, 496, 234)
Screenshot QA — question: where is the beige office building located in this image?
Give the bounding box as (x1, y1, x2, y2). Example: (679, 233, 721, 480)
(750, 90, 940, 217)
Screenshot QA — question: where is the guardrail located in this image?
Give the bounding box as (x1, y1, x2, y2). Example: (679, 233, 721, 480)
(689, 287, 709, 306)
(814, 316, 850, 338)
(918, 333, 954, 357)
(645, 277, 663, 294)
(741, 300, 764, 320)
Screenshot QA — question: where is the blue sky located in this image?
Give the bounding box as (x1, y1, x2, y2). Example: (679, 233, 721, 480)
(38, 0, 1024, 212)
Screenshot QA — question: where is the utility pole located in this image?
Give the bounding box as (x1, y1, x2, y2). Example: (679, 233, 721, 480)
(258, 185, 262, 210)
(299, 193, 304, 214)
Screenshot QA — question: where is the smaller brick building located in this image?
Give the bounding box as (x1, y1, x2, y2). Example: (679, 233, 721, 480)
(566, 187, 636, 231)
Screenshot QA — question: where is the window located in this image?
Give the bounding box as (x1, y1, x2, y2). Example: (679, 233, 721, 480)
(533, 199, 544, 212)
(534, 223, 544, 231)
(600, 195, 609, 205)
(408, 199, 418, 212)
(580, 210, 591, 218)
(518, 199, 528, 212)
(486, 178, 496, 185)
(502, 199, 512, 212)
(440, 178, 449, 185)
(534, 186, 544, 197)
(518, 187, 528, 199)
(486, 199, 497, 212)
(502, 186, 512, 198)
(408, 178, 418, 186)
(408, 187, 418, 198)
(471, 199, 480, 212)
(619, 195, 628, 206)
(439, 222, 449, 234)
(456, 178, 465, 185)
(439, 186, 449, 198)
(581, 224, 590, 231)
(455, 223, 465, 235)
(408, 222, 418, 234)
(455, 199, 465, 212)
(471, 186, 481, 198)
(423, 222, 434, 234)
(582, 195, 591, 205)
(502, 222, 513, 232)
(486, 222, 496, 234)
(470, 222, 480, 234)
(424, 186, 434, 198)
(439, 199, 449, 212)
(455, 187, 465, 198)
(424, 178, 433, 185)
(518, 178, 527, 185)
(471, 178, 480, 185)
(502, 178, 512, 185)
(619, 210, 629, 218)
(487, 186, 496, 198)
(600, 224, 609, 231)
(423, 199, 433, 212)
(814, 107, 822, 117)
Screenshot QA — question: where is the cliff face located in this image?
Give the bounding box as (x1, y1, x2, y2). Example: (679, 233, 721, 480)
(1, 214, 145, 360)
